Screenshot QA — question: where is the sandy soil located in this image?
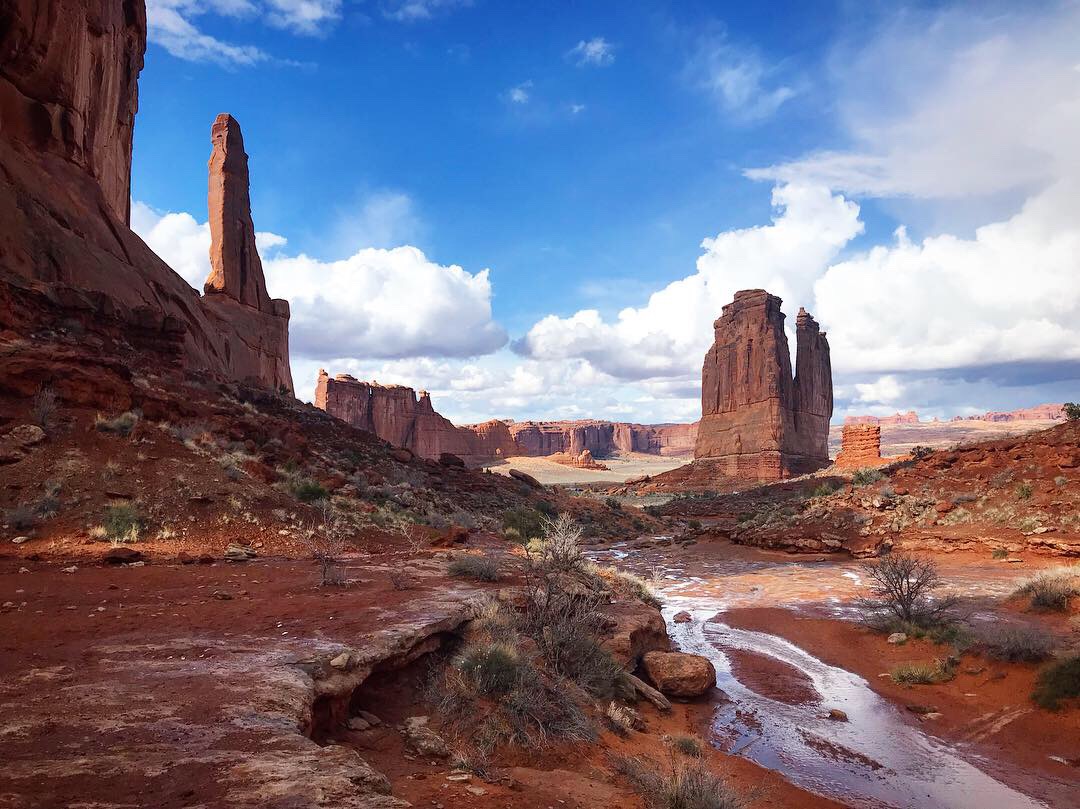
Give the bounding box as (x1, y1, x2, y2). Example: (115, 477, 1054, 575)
(484, 452, 690, 485)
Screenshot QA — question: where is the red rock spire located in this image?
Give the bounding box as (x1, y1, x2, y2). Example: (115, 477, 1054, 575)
(205, 114, 272, 311)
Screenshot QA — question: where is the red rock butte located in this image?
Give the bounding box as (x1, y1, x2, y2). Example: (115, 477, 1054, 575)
(834, 423, 885, 469)
(695, 289, 833, 480)
(0, 0, 291, 394)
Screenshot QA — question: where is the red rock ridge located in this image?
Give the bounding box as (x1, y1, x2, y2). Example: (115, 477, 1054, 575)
(314, 371, 511, 466)
(694, 289, 833, 481)
(847, 404, 1064, 426)
(0, 0, 292, 392)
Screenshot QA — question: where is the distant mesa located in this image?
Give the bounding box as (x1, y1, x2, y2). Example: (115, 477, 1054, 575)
(694, 290, 833, 480)
(315, 370, 697, 467)
(846, 405, 1064, 426)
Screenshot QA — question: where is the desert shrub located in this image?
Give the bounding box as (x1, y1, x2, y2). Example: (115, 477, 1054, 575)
(672, 735, 703, 757)
(5, 504, 37, 530)
(458, 643, 524, 695)
(449, 554, 502, 582)
(1015, 482, 1034, 500)
(910, 445, 934, 460)
(389, 569, 416, 590)
(890, 659, 955, 685)
(95, 410, 139, 437)
(1014, 566, 1080, 611)
(286, 476, 328, 503)
(502, 507, 544, 540)
(991, 548, 1009, 560)
(973, 624, 1055, 662)
(1032, 655, 1080, 710)
(31, 386, 58, 429)
(604, 702, 641, 735)
(103, 503, 143, 543)
(852, 468, 885, 486)
(605, 496, 623, 511)
(592, 564, 662, 608)
(1054, 476, 1068, 487)
(614, 756, 746, 809)
(688, 519, 702, 530)
(809, 481, 839, 498)
(859, 553, 959, 628)
(1063, 402, 1080, 421)
(535, 499, 558, 518)
(299, 502, 348, 585)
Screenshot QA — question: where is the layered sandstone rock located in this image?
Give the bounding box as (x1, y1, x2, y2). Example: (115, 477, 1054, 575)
(834, 424, 883, 469)
(694, 290, 832, 480)
(314, 371, 507, 466)
(550, 449, 609, 471)
(0, 0, 292, 392)
(507, 420, 696, 458)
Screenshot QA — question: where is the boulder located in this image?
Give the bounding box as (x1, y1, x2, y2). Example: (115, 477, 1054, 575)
(438, 452, 466, 468)
(673, 611, 692, 624)
(509, 469, 543, 489)
(402, 715, 449, 758)
(0, 425, 46, 464)
(102, 547, 145, 565)
(641, 651, 716, 697)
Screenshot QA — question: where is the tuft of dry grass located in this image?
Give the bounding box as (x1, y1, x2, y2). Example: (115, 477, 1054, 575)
(1014, 566, 1080, 612)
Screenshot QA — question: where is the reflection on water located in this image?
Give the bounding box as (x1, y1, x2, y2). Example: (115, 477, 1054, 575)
(594, 543, 1054, 809)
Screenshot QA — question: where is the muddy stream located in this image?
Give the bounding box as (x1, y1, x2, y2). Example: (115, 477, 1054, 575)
(594, 542, 1063, 809)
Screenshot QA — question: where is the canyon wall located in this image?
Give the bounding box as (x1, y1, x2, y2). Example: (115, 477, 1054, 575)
(695, 289, 832, 480)
(316, 371, 698, 466)
(0, 0, 292, 392)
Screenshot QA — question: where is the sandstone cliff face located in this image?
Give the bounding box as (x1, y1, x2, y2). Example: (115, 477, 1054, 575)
(508, 420, 696, 458)
(314, 371, 507, 466)
(834, 424, 883, 469)
(695, 289, 832, 480)
(0, 0, 292, 393)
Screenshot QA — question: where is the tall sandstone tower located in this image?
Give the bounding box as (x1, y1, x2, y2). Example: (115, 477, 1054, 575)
(695, 289, 832, 480)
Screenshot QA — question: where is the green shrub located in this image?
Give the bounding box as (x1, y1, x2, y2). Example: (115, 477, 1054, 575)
(672, 735, 703, 757)
(605, 496, 623, 511)
(103, 503, 144, 543)
(1015, 482, 1034, 500)
(95, 410, 140, 437)
(457, 643, 523, 695)
(809, 481, 839, 498)
(991, 548, 1009, 560)
(535, 500, 558, 518)
(287, 476, 328, 503)
(1014, 566, 1080, 611)
(502, 507, 544, 540)
(449, 554, 501, 582)
(910, 445, 933, 460)
(688, 519, 702, 530)
(1032, 655, 1080, 710)
(1063, 402, 1080, 421)
(852, 468, 885, 486)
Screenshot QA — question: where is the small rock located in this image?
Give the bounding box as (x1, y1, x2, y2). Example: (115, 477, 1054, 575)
(224, 543, 256, 561)
(446, 773, 471, 782)
(211, 590, 233, 601)
(2, 601, 15, 609)
(103, 546, 145, 565)
(673, 611, 692, 624)
(464, 786, 487, 796)
(329, 652, 351, 670)
(11, 536, 29, 545)
(827, 709, 849, 722)
(922, 712, 942, 720)
(906, 704, 939, 715)
(402, 715, 449, 758)
(347, 716, 371, 731)
(61, 565, 78, 574)
(356, 710, 382, 727)
(887, 632, 907, 645)
(18, 567, 29, 574)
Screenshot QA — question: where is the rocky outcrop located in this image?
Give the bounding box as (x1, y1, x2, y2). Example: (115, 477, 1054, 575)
(314, 371, 506, 466)
(694, 290, 832, 480)
(0, 0, 293, 393)
(507, 420, 696, 458)
(834, 424, 883, 469)
(551, 449, 609, 471)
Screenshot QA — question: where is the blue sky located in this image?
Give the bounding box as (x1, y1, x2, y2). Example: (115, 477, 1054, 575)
(132, 0, 1080, 424)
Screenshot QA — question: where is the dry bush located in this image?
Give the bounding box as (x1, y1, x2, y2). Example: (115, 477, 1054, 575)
(390, 569, 416, 590)
(591, 564, 662, 608)
(31, 386, 58, 429)
(613, 755, 746, 809)
(890, 658, 955, 685)
(972, 624, 1056, 662)
(1032, 654, 1080, 710)
(299, 502, 348, 585)
(672, 735, 704, 757)
(5, 504, 37, 530)
(103, 502, 143, 544)
(1014, 566, 1080, 611)
(449, 554, 502, 582)
(95, 410, 139, 437)
(860, 553, 959, 628)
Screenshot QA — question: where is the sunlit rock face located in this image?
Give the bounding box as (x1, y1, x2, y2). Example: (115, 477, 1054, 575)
(695, 289, 833, 480)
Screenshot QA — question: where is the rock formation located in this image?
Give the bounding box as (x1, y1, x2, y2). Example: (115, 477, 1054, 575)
(846, 411, 921, 426)
(694, 289, 832, 480)
(847, 404, 1065, 427)
(0, 0, 292, 393)
(314, 371, 511, 466)
(550, 449, 609, 471)
(508, 420, 696, 457)
(834, 424, 883, 468)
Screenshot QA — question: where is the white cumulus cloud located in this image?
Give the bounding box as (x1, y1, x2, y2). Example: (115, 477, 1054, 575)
(568, 37, 615, 67)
